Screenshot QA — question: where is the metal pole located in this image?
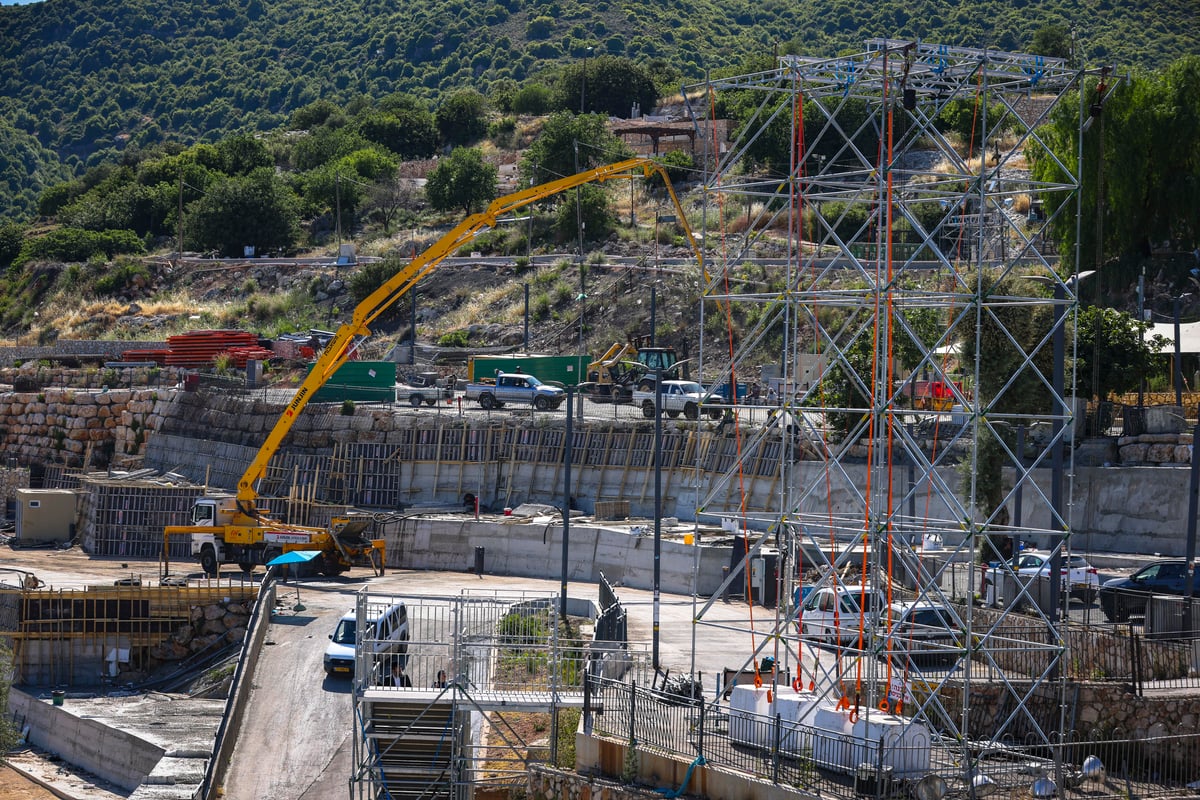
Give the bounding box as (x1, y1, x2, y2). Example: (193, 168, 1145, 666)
(1014, 425, 1025, 528)
(1138, 267, 1146, 409)
(1176, 296, 1185, 409)
(410, 292, 417, 365)
(1049, 283, 1065, 626)
(561, 386, 574, 621)
(1185, 408, 1200, 634)
(523, 283, 530, 351)
(653, 368, 663, 669)
(575, 141, 585, 352)
(650, 285, 657, 348)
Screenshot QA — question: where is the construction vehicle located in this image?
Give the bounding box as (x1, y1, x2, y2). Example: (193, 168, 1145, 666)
(580, 335, 686, 403)
(162, 157, 702, 578)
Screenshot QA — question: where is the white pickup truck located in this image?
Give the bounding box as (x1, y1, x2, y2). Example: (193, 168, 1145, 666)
(394, 372, 454, 407)
(463, 372, 566, 411)
(633, 380, 723, 420)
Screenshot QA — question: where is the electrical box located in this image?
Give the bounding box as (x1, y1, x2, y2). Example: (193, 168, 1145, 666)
(15, 489, 77, 545)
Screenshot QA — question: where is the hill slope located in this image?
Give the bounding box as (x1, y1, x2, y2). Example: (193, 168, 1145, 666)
(1, 0, 1197, 220)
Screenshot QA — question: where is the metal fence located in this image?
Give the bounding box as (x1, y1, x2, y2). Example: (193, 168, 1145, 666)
(586, 675, 1200, 800)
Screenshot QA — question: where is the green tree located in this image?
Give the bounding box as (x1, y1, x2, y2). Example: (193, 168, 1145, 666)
(520, 112, 631, 185)
(436, 89, 490, 147)
(218, 134, 273, 175)
(0, 222, 22, 268)
(1031, 56, 1200, 272)
(1030, 24, 1073, 60)
(512, 84, 554, 115)
(425, 147, 498, 214)
(1072, 306, 1168, 399)
(357, 109, 438, 160)
(555, 182, 615, 242)
(187, 167, 300, 257)
(556, 55, 658, 118)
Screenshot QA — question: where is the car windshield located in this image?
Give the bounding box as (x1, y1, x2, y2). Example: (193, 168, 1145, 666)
(525, 376, 543, 387)
(331, 619, 356, 645)
(676, 382, 703, 394)
(905, 607, 952, 627)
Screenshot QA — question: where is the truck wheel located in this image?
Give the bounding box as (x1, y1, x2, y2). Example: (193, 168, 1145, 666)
(642, 401, 655, 419)
(480, 393, 496, 410)
(239, 562, 255, 575)
(684, 403, 699, 420)
(199, 545, 218, 577)
(667, 410, 680, 419)
(534, 396, 549, 411)
(708, 408, 724, 420)
(409, 395, 424, 408)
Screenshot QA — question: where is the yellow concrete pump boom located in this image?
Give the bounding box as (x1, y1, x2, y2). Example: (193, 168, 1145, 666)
(236, 156, 703, 521)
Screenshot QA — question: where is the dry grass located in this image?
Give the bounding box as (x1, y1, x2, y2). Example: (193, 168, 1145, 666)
(1012, 194, 1032, 214)
(432, 282, 526, 333)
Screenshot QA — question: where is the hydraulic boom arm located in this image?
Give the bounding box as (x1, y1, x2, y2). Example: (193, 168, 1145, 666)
(235, 157, 703, 517)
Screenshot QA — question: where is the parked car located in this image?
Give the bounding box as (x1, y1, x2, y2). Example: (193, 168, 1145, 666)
(394, 371, 454, 407)
(1099, 560, 1200, 622)
(880, 601, 969, 666)
(984, 550, 1099, 603)
(323, 601, 409, 677)
(798, 584, 886, 645)
(463, 372, 566, 411)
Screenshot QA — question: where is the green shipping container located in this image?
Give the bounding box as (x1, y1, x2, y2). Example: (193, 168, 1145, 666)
(309, 361, 397, 402)
(467, 354, 588, 386)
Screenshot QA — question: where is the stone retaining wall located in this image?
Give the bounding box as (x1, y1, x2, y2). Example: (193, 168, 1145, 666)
(3, 381, 1200, 556)
(0, 386, 173, 467)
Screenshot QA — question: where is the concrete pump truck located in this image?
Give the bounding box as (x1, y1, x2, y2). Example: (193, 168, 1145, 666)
(163, 157, 702, 578)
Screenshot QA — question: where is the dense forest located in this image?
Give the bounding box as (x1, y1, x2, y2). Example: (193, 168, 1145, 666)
(0, 0, 1197, 221)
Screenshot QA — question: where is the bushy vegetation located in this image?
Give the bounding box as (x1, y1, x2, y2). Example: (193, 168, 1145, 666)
(0, 0, 1193, 222)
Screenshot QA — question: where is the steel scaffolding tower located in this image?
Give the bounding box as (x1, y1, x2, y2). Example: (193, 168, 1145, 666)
(685, 38, 1106, 788)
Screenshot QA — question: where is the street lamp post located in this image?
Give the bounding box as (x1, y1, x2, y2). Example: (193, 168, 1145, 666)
(580, 46, 593, 114)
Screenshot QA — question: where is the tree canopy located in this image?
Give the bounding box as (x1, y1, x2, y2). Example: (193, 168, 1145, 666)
(425, 147, 498, 214)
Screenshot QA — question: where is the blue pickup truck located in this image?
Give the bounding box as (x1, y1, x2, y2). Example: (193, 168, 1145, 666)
(463, 372, 566, 411)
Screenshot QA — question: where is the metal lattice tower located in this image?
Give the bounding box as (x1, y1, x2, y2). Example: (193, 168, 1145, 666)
(684, 39, 1105, 780)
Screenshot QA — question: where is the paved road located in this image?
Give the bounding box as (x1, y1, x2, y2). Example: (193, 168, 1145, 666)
(218, 567, 771, 799)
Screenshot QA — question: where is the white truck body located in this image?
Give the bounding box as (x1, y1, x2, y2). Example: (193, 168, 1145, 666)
(633, 380, 722, 420)
(394, 372, 454, 407)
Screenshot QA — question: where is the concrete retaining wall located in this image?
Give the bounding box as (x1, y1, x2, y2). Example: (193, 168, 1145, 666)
(385, 517, 728, 596)
(8, 689, 164, 792)
(1, 383, 1197, 558)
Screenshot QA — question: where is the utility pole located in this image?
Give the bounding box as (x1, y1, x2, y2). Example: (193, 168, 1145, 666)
(575, 141, 585, 351)
(176, 169, 184, 268)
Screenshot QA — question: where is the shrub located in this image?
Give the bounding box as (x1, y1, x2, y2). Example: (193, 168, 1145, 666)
(438, 329, 469, 347)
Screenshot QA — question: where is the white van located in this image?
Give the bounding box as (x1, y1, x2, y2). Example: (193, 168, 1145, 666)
(323, 602, 409, 677)
(798, 585, 886, 645)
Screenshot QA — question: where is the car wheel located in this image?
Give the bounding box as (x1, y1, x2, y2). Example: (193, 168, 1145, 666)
(708, 408, 724, 420)
(199, 545, 218, 577)
(642, 401, 655, 419)
(239, 562, 254, 575)
(684, 403, 699, 420)
(409, 395, 424, 408)
(480, 393, 496, 410)
(667, 410, 680, 419)
(534, 396, 549, 411)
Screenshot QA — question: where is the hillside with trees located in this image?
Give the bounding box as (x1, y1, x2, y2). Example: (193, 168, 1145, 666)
(0, 0, 1197, 220)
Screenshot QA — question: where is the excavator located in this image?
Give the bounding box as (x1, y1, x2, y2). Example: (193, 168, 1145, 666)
(580, 335, 686, 403)
(162, 157, 703, 578)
